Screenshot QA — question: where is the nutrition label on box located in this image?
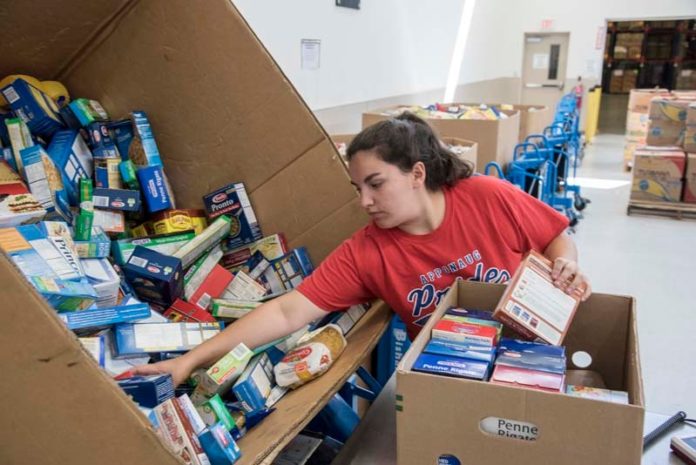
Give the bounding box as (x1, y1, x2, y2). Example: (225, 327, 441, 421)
(509, 267, 577, 343)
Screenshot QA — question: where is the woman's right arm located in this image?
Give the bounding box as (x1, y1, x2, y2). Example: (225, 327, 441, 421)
(130, 289, 328, 386)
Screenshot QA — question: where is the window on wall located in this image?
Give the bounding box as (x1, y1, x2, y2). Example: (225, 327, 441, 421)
(548, 44, 560, 80)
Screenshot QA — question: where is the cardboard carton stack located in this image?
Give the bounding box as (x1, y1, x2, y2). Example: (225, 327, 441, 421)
(623, 89, 670, 170)
(0, 76, 369, 464)
(362, 103, 520, 171)
(630, 92, 696, 204)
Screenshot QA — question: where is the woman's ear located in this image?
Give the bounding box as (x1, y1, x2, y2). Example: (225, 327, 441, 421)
(411, 161, 426, 188)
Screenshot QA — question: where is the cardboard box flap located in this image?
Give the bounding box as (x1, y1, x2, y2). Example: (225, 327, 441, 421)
(0, 253, 180, 465)
(0, 1, 132, 79)
(61, 0, 329, 207)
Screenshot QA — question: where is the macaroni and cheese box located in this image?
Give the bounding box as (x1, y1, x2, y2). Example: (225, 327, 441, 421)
(173, 216, 231, 269)
(30, 276, 97, 312)
(489, 364, 565, 393)
(493, 251, 583, 345)
(423, 339, 496, 363)
(198, 422, 242, 465)
(85, 121, 119, 159)
(203, 183, 261, 249)
(257, 247, 313, 295)
(117, 374, 175, 408)
(152, 209, 208, 236)
(137, 165, 174, 213)
(188, 265, 233, 311)
(73, 226, 111, 258)
(412, 353, 490, 380)
(92, 188, 141, 212)
(59, 302, 151, 330)
(431, 319, 498, 346)
(232, 353, 275, 413)
(129, 111, 163, 167)
(192, 343, 254, 397)
(1, 78, 64, 138)
(164, 299, 217, 323)
(94, 158, 123, 189)
(112, 231, 195, 265)
(47, 130, 94, 205)
(68, 98, 109, 127)
(113, 322, 222, 357)
(123, 246, 183, 308)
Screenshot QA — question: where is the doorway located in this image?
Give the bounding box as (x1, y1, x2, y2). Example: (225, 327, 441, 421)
(521, 32, 570, 109)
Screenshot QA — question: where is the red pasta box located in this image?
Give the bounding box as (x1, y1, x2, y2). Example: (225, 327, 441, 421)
(164, 299, 217, 323)
(188, 265, 233, 311)
(489, 364, 565, 393)
(493, 250, 583, 345)
(431, 319, 498, 346)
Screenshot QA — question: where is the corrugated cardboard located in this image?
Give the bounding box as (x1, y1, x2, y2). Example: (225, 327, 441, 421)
(440, 137, 478, 172)
(684, 153, 696, 204)
(631, 148, 686, 202)
(362, 106, 520, 172)
(396, 280, 644, 465)
(0, 1, 373, 464)
(627, 88, 670, 113)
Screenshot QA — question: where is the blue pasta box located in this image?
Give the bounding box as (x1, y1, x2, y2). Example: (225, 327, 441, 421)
(258, 247, 314, 295)
(59, 105, 82, 130)
(423, 339, 497, 363)
(412, 353, 490, 381)
(29, 276, 98, 312)
(1, 78, 64, 138)
(130, 111, 163, 167)
(117, 374, 175, 408)
(94, 157, 122, 189)
(112, 322, 222, 357)
(198, 422, 242, 465)
(67, 98, 109, 127)
(495, 338, 566, 375)
(204, 183, 262, 249)
(445, 307, 496, 321)
(232, 353, 275, 414)
(47, 130, 94, 205)
(92, 188, 141, 212)
(122, 246, 183, 308)
(108, 119, 135, 162)
(85, 122, 119, 158)
(73, 226, 111, 258)
(59, 302, 151, 331)
(137, 165, 173, 213)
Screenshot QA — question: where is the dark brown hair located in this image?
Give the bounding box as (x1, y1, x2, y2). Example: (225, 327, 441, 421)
(346, 112, 473, 191)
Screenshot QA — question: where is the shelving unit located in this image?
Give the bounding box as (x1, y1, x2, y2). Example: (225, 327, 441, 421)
(602, 18, 696, 94)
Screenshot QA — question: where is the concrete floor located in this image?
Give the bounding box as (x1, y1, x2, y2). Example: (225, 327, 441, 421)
(573, 133, 696, 417)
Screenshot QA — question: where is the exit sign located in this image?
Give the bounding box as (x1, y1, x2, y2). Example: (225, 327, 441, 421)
(541, 19, 554, 30)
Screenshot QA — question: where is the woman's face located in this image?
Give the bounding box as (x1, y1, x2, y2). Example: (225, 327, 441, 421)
(348, 149, 423, 229)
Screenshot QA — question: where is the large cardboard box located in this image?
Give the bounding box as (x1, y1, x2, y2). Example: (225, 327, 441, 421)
(447, 103, 550, 144)
(440, 136, 478, 172)
(0, 2, 370, 464)
(362, 106, 520, 172)
(631, 147, 686, 202)
(396, 280, 644, 465)
(628, 88, 669, 113)
(684, 153, 696, 203)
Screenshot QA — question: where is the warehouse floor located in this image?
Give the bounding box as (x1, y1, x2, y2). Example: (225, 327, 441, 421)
(572, 134, 695, 417)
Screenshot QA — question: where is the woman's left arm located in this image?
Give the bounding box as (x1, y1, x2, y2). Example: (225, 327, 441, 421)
(543, 231, 592, 301)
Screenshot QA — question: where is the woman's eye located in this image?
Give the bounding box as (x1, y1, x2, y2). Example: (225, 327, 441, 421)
(370, 182, 382, 189)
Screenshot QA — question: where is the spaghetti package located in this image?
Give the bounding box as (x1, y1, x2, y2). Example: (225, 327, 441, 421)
(273, 324, 347, 389)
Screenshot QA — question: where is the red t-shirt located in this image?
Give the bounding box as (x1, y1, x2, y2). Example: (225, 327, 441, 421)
(297, 175, 569, 340)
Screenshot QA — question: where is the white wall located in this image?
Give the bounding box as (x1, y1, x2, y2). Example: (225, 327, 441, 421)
(233, 0, 696, 112)
(232, 0, 465, 110)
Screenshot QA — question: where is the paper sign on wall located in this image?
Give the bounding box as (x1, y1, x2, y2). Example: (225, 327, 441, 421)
(533, 53, 549, 70)
(301, 39, 321, 70)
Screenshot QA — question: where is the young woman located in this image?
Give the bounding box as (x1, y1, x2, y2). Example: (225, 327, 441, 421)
(134, 112, 591, 386)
